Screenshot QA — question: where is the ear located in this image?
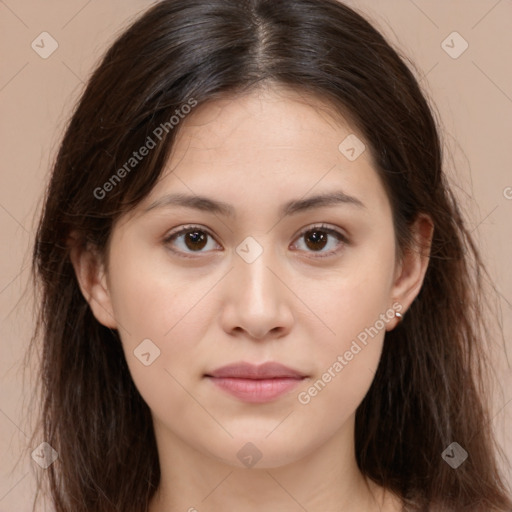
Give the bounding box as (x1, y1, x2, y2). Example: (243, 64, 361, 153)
(387, 213, 434, 330)
(68, 233, 118, 329)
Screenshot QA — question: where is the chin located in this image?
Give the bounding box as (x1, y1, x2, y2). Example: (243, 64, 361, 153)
(203, 435, 310, 470)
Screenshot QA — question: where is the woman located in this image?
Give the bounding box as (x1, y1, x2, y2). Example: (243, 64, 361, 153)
(28, 0, 512, 510)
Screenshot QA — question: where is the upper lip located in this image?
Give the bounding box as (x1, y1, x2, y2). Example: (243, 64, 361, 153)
(206, 362, 306, 379)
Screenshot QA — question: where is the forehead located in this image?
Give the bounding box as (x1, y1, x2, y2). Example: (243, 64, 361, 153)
(121, 85, 390, 228)
(172, 85, 361, 162)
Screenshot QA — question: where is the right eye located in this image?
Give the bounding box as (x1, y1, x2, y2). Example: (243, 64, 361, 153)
(163, 225, 222, 258)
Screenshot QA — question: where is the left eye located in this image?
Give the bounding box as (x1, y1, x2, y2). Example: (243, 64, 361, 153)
(163, 224, 347, 258)
(291, 224, 348, 257)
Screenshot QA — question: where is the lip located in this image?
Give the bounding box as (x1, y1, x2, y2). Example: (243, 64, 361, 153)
(207, 361, 306, 379)
(205, 362, 307, 403)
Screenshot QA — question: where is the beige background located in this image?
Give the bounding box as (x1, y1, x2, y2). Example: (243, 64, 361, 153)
(1, 1, 511, 510)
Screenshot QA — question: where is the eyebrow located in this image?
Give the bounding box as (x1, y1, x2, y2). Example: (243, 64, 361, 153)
(143, 190, 365, 218)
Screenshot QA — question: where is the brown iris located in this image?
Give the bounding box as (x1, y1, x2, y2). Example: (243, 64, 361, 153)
(303, 229, 328, 251)
(184, 230, 208, 251)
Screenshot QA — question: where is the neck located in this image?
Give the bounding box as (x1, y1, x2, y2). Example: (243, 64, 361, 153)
(148, 414, 392, 512)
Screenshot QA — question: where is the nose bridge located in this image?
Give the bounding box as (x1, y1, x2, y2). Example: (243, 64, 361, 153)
(234, 234, 279, 307)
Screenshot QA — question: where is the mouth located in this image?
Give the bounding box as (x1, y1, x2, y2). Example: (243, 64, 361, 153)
(204, 361, 308, 403)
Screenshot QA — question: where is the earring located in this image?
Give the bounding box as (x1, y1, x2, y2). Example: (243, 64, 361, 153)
(395, 311, 403, 323)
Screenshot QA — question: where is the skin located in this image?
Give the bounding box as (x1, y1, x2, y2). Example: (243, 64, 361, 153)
(70, 84, 433, 512)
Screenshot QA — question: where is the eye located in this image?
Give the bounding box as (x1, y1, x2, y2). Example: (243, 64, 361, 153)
(163, 223, 348, 259)
(163, 225, 221, 258)
(291, 223, 348, 258)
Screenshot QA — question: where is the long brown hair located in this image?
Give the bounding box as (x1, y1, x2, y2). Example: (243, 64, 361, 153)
(26, 0, 512, 510)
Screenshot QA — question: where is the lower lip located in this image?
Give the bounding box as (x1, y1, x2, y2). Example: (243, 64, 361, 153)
(206, 376, 304, 403)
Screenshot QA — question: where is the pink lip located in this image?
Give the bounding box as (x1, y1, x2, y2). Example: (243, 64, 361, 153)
(205, 362, 307, 403)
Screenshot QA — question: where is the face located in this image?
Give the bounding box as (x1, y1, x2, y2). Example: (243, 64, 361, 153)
(80, 86, 415, 470)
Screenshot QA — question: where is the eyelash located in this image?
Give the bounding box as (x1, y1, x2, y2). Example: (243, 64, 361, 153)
(163, 223, 349, 260)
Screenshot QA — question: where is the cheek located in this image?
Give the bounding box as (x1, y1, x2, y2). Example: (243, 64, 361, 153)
(295, 275, 392, 434)
(106, 252, 211, 400)
(108, 244, 210, 343)
(310, 234, 396, 350)
(294, 234, 395, 416)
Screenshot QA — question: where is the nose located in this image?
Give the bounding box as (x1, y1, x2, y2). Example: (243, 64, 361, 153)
(219, 244, 294, 341)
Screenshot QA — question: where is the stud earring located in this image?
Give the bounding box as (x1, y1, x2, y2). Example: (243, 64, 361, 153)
(395, 311, 403, 323)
